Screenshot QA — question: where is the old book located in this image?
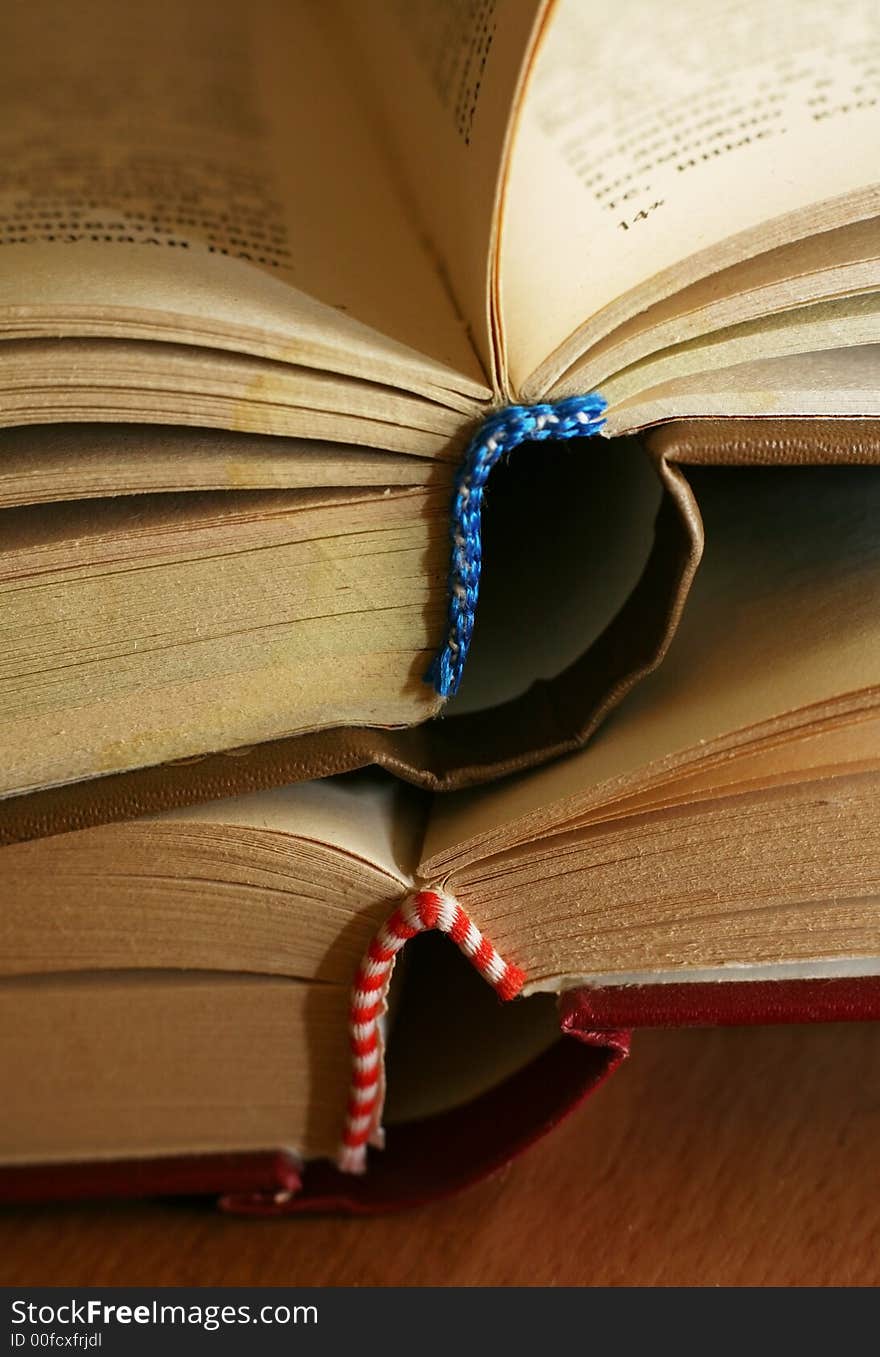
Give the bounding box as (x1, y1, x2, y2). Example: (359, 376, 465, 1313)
(0, 0, 879, 815)
(3, 457, 879, 1196)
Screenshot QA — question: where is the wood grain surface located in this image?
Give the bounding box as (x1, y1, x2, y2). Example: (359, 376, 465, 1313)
(2, 1022, 879, 1286)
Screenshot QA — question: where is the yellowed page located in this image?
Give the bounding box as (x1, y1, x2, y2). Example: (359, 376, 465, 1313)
(606, 345, 880, 435)
(0, 488, 448, 798)
(423, 459, 880, 872)
(556, 218, 880, 397)
(161, 772, 421, 886)
(565, 711, 880, 827)
(0, 0, 485, 397)
(481, 774, 880, 988)
(501, 0, 880, 398)
(0, 772, 421, 986)
(0, 972, 351, 1162)
(0, 340, 468, 454)
(0, 425, 445, 509)
(334, 0, 550, 384)
(598, 293, 880, 410)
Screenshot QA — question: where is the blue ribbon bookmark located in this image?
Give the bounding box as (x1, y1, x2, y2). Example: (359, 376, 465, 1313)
(426, 393, 608, 698)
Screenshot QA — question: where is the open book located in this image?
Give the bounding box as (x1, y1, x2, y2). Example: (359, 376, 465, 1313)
(1, 0, 879, 820)
(4, 459, 880, 1188)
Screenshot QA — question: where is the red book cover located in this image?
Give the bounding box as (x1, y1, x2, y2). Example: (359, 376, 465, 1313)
(560, 974, 880, 1034)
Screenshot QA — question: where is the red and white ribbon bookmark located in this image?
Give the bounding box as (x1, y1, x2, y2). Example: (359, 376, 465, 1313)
(338, 888, 527, 1174)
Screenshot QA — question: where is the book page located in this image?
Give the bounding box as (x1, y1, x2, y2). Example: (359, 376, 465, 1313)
(0, 972, 353, 1162)
(0, 772, 423, 986)
(332, 0, 549, 384)
(0, 338, 470, 454)
(0, 0, 485, 394)
(557, 217, 880, 397)
(500, 0, 880, 398)
(606, 345, 880, 434)
(0, 425, 444, 509)
(0, 486, 449, 798)
(423, 461, 880, 872)
(598, 292, 880, 411)
(161, 771, 423, 886)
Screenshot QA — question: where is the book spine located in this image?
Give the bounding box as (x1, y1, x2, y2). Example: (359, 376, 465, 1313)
(339, 888, 526, 1173)
(426, 395, 607, 697)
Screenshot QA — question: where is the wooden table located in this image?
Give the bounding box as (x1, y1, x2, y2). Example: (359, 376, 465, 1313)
(2, 1022, 878, 1286)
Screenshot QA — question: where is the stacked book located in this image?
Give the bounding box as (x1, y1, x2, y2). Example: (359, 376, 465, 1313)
(2, 0, 879, 1211)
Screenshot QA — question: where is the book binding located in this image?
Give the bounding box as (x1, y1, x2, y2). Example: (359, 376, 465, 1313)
(339, 888, 527, 1174)
(427, 395, 607, 697)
